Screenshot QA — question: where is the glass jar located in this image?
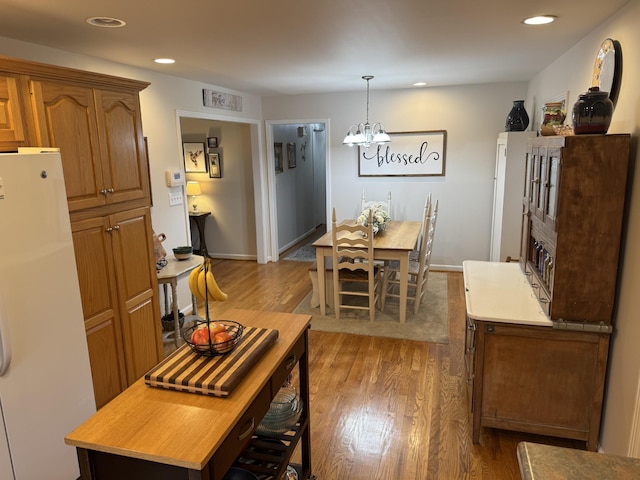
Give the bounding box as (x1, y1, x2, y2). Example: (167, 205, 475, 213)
(540, 102, 566, 136)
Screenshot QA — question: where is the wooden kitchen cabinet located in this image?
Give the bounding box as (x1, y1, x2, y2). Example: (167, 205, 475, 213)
(73, 207, 163, 409)
(29, 79, 150, 212)
(0, 73, 27, 147)
(0, 56, 161, 409)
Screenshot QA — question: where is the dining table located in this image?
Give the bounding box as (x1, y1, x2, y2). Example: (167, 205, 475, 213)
(311, 219, 422, 323)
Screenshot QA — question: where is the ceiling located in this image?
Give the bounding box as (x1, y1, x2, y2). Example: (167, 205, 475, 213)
(0, 0, 629, 96)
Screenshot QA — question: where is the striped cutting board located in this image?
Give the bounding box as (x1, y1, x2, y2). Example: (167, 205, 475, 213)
(144, 327, 279, 397)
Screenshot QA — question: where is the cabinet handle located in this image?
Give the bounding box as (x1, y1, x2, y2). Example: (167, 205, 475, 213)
(466, 323, 476, 332)
(237, 417, 255, 441)
(539, 298, 549, 304)
(285, 354, 297, 371)
(106, 227, 113, 233)
(100, 189, 108, 196)
(531, 282, 539, 288)
(107, 188, 115, 193)
(113, 225, 120, 231)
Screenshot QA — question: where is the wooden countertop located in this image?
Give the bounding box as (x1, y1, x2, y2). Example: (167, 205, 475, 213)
(65, 309, 311, 470)
(462, 260, 552, 327)
(518, 442, 640, 479)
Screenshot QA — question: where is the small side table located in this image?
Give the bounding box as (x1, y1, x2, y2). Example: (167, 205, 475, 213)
(189, 211, 211, 256)
(157, 255, 204, 347)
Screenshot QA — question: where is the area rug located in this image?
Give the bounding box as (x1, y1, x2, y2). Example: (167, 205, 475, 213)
(282, 242, 316, 262)
(293, 272, 449, 343)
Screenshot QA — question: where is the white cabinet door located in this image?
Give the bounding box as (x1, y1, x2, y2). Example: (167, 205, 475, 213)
(489, 131, 532, 262)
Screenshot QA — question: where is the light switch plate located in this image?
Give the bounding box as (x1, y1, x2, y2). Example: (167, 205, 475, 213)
(168, 192, 183, 206)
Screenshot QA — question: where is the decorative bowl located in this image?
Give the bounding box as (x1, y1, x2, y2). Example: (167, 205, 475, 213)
(255, 385, 303, 436)
(173, 246, 193, 260)
(182, 320, 243, 356)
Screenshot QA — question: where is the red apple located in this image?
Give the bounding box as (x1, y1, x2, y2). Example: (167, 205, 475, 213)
(190, 326, 212, 350)
(213, 331, 234, 353)
(208, 322, 227, 336)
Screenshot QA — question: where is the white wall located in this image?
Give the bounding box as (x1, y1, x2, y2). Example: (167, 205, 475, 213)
(525, 1, 640, 455)
(263, 83, 528, 269)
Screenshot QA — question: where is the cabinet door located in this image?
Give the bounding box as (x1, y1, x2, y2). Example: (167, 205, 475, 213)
(544, 148, 561, 230)
(109, 207, 162, 383)
(72, 216, 127, 409)
(479, 324, 605, 447)
(534, 147, 548, 220)
(95, 89, 151, 206)
(30, 80, 105, 211)
(0, 73, 26, 146)
(529, 146, 541, 214)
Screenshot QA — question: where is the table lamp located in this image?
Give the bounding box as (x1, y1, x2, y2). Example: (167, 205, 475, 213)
(186, 181, 202, 212)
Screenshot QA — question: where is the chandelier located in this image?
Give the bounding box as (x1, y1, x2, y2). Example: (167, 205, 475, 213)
(342, 75, 391, 148)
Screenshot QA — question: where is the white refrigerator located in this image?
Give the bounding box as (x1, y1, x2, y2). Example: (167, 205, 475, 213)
(0, 152, 96, 479)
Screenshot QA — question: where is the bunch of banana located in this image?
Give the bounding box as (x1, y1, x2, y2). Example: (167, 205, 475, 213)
(188, 257, 228, 302)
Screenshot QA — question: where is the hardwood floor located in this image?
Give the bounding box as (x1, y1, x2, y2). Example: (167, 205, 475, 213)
(197, 258, 582, 479)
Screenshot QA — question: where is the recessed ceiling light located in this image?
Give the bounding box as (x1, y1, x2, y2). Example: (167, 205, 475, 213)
(413, 82, 428, 87)
(86, 17, 126, 28)
(154, 58, 176, 64)
(523, 15, 556, 25)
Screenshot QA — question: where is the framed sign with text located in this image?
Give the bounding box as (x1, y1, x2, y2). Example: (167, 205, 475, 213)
(358, 130, 446, 177)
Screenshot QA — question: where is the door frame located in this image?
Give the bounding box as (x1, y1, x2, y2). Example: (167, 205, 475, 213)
(175, 110, 268, 262)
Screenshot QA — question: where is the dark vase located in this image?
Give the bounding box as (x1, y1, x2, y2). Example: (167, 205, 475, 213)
(505, 100, 530, 132)
(572, 87, 614, 135)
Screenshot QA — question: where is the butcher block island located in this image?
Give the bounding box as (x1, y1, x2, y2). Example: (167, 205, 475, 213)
(65, 309, 312, 480)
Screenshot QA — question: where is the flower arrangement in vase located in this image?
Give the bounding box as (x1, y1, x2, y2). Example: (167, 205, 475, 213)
(357, 201, 390, 235)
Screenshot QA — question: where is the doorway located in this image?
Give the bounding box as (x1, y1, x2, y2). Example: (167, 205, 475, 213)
(269, 121, 327, 256)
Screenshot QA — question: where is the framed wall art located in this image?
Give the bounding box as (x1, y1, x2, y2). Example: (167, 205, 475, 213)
(358, 130, 447, 177)
(208, 153, 222, 178)
(207, 137, 218, 148)
(287, 142, 296, 168)
(274, 142, 283, 173)
(183, 142, 207, 173)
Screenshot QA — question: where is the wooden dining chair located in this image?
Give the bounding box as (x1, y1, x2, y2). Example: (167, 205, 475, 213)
(331, 208, 382, 322)
(410, 193, 432, 262)
(361, 190, 392, 218)
(381, 199, 439, 314)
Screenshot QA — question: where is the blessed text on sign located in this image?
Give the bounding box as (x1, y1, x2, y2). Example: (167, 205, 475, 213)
(358, 130, 446, 177)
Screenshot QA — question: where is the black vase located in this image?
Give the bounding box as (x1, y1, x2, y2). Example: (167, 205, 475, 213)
(505, 100, 530, 132)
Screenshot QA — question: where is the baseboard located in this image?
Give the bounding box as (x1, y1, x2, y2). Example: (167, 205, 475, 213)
(431, 263, 463, 272)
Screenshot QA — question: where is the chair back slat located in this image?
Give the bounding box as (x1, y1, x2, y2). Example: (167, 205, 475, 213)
(331, 208, 380, 321)
(361, 190, 392, 218)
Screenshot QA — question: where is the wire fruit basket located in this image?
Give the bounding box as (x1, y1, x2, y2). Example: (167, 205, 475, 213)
(182, 319, 243, 357)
